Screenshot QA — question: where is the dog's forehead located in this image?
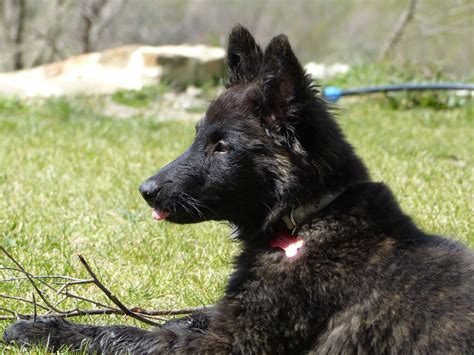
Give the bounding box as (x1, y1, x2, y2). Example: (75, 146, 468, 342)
(205, 84, 258, 123)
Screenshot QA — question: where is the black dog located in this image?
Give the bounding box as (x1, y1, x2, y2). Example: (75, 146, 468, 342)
(4, 25, 473, 354)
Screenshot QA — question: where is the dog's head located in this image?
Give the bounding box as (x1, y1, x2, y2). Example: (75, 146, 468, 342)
(140, 25, 366, 235)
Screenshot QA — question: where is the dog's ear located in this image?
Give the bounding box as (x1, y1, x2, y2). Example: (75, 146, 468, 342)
(257, 34, 314, 150)
(259, 34, 309, 124)
(226, 25, 263, 86)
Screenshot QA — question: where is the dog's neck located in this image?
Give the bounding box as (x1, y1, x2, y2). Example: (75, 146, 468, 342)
(281, 189, 345, 234)
(267, 190, 344, 257)
(237, 189, 346, 245)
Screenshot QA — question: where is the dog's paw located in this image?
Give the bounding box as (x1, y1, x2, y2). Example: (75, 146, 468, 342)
(3, 317, 75, 349)
(163, 312, 210, 332)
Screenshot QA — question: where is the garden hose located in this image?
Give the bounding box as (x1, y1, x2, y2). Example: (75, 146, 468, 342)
(323, 83, 474, 102)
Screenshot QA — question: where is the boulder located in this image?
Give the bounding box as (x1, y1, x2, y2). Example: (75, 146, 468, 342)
(304, 62, 350, 80)
(0, 45, 226, 97)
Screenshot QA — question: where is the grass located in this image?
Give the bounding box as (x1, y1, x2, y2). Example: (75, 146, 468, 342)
(0, 66, 472, 352)
(111, 84, 169, 107)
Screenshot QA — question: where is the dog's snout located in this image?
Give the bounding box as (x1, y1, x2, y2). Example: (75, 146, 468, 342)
(139, 179, 160, 203)
(139, 151, 189, 205)
(139, 178, 174, 204)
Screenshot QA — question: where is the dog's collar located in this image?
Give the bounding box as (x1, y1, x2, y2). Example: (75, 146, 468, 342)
(282, 190, 344, 234)
(270, 190, 344, 257)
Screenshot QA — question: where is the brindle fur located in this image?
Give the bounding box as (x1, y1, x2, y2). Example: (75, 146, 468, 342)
(4, 25, 473, 354)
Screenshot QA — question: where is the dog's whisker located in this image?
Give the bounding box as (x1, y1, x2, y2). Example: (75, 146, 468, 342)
(179, 193, 210, 219)
(176, 194, 203, 220)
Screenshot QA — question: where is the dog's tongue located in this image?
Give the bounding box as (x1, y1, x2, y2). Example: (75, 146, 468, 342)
(152, 210, 170, 221)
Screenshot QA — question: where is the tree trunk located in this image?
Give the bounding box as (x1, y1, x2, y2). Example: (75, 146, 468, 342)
(3, 0, 27, 70)
(79, 0, 108, 53)
(378, 0, 418, 61)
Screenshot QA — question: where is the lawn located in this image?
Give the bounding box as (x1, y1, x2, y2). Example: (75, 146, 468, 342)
(0, 73, 472, 351)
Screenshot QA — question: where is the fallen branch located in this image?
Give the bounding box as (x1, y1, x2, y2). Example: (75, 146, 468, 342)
(32, 293, 37, 322)
(0, 293, 49, 312)
(1, 247, 64, 313)
(130, 305, 210, 317)
(0, 308, 123, 321)
(0, 275, 93, 283)
(76, 254, 160, 326)
(0, 247, 211, 326)
(0, 305, 211, 321)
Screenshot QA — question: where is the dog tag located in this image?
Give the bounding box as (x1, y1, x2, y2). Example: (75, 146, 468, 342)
(270, 233, 304, 257)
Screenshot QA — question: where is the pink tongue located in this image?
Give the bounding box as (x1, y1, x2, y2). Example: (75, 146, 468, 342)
(152, 210, 170, 221)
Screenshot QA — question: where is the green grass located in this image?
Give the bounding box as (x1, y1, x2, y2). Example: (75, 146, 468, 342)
(0, 70, 472, 352)
(111, 84, 169, 107)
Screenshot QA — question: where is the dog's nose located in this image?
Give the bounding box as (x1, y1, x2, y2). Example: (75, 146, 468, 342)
(139, 179, 160, 203)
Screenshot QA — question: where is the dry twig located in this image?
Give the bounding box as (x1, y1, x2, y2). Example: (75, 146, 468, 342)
(1, 247, 64, 313)
(0, 293, 49, 312)
(0, 247, 210, 325)
(76, 254, 160, 326)
(32, 293, 37, 322)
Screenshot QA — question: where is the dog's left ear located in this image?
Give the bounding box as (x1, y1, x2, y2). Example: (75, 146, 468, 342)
(259, 34, 310, 126)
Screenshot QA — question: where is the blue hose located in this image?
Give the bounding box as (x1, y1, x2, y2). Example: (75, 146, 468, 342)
(323, 83, 474, 102)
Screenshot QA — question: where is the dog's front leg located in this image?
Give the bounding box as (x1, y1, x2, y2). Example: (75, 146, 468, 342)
(4, 317, 87, 351)
(163, 310, 210, 332)
(3, 316, 182, 353)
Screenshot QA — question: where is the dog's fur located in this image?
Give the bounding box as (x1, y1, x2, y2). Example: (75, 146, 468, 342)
(4, 26, 474, 354)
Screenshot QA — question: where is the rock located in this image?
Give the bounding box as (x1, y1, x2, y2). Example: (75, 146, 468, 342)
(0, 45, 226, 97)
(147, 45, 225, 87)
(304, 62, 350, 80)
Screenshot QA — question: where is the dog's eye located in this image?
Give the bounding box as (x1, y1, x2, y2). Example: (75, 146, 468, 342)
(213, 141, 228, 153)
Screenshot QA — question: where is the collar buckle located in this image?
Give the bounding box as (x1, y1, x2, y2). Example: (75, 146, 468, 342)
(282, 209, 298, 233)
(281, 189, 344, 233)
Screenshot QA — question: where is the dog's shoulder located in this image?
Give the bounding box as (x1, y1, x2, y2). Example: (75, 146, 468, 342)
(325, 181, 470, 249)
(299, 181, 473, 278)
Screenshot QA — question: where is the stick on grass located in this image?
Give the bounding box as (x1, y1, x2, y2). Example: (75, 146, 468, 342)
(0, 247, 210, 325)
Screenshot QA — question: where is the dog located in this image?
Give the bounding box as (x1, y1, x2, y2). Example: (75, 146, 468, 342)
(4, 25, 473, 354)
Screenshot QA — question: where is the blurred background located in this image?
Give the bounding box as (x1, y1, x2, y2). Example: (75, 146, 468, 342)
(1, 0, 473, 76)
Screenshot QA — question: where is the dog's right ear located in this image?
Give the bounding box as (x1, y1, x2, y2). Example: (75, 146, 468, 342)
(226, 25, 263, 87)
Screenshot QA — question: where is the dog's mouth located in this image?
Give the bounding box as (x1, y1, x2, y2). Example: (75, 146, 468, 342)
(152, 209, 170, 221)
(150, 206, 201, 224)
(147, 193, 212, 224)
